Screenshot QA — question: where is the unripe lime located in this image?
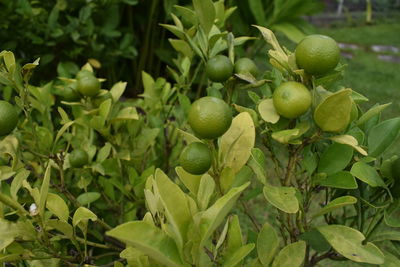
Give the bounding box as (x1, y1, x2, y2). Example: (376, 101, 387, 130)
(0, 100, 18, 136)
(179, 142, 212, 175)
(206, 55, 234, 83)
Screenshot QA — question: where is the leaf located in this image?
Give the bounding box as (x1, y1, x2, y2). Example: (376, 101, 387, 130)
(46, 193, 69, 222)
(96, 143, 112, 163)
(72, 207, 97, 231)
(384, 200, 400, 227)
(263, 184, 299, 213)
(192, 0, 215, 35)
(318, 225, 385, 264)
(111, 107, 139, 122)
(47, 219, 73, 238)
(329, 135, 368, 156)
(273, 23, 305, 43)
(247, 148, 267, 185)
(350, 162, 385, 187)
(314, 89, 352, 132)
(175, 166, 202, 196)
(300, 229, 331, 253)
(357, 103, 391, 126)
(319, 171, 358, 189)
(272, 241, 306, 267)
(106, 221, 186, 267)
(10, 169, 30, 200)
(225, 215, 243, 257)
(222, 244, 254, 267)
(197, 174, 215, 210)
(271, 129, 300, 144)
(220, 112, 255, 173)
(38, 164, 51, 217)
(155, 169, 191, 249)
(220, 167, 235, 194)
(110, 82, 127, 102)
(199, 182, 250, 246)
(368, 118, 400, 157)
(312, 196, 357, 218)
(76, 192, 101, 205)
(258, 99, 279, 124)
(248, 0, 267, 25)
(318, 143, 354, 175)
(257, 222, 279, 266)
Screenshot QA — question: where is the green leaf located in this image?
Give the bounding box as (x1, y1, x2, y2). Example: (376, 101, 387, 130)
(155, 169, 191, 249)
(272, 241, 306, 267)
(10, 169, 30, 200)
(220, 167, 235, 194)
(175, 166, 202, 196)
(317, 225, 384, 264)
(273, 23, 305, 43)
(220, 112, 255, 174)
(271, 129, 301, 144)
(46, 193, 69, 222)
(350, 162, 385, 187)
(247, 148, 267, 185)
(368, 118, 400, 157)
(110, 82, 127, 102)
(76, 192, 101, 205)
(314, 89, 352, 132)
(197, 174, 215, 210)
(39, 164, 51, 217)
(169, 39, 193, 59)
(111, 107, 139, 122)
(258, 99, 279, 124)
(384, 200, 400, 227)
(224, 215, 243, 257)
(72, 207, 97, 232)
(300, 229, 331, 253)
(319, 171, 358, 189)
(318, 143, 353, 175)
(263, 184, 299, 213)
(312, 196, 357, 218)
(222, 244, 254, 267)
(257, 222, 279, 266)
(357, 103, 391, 126)
(199, 182, 250, 246)
(329, 135, 368, 156)
(193, 0, 216, 35)
(106, 221, 186, 267)
(381, 250, 400, 267)
(120, 246, 150, 267)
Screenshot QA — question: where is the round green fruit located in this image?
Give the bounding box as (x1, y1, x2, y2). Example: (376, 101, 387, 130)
(295, 34, 340, 76)
(206, 55, 234, 83)
(77, 73, 100, 97)
(188, 96, 232, 139)
(234, 58, 258, 77)
(0, 100, 18, 136)
(179, 142, 212, 175)
(273, 82, 312, 119)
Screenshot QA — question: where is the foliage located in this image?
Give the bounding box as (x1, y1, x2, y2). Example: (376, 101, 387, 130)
(1, 0, 400, 266)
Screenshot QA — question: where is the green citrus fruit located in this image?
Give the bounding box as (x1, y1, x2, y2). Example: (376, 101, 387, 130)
(273, 81, 312, 119)
(295, 35, 340, 76)
(60, 82, 80, 101)
(188, 96, 232, 139)
(234, 58, 258, 77)
(69, 149, 89, 168)
(0, 100, 18, 136)
(76, 70, 93, 79)
(77, 72, 100, 97)
(179, 142, 212, 175)
(206, 55, 234, 83)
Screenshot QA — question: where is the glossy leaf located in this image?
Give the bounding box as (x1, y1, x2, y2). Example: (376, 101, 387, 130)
(318, 143, 353, 175)
(193, 0, 215, 35)
(357, 103, 391, 126)
(318, 225, 384, 264)
(222, 244, 254, 267)
(197, 174, 215, 210)
(72, 207, 97, 231)
(368, 118, 400, 157)
(257, 222, 279, 266)
(199, 182, 250, 246)
(107, 221, 186, 267)
(220, 112, 256, 174)
(329, 135, 368, 156)
(350, 162, 385, 187)
(225, 215, 243, 257)
(175, 167, 202, 196)
(314, 89, 352, 132)
(263, 184, 299, 213)
(312, 196, 357, 218)
(46, 193, 69, 222)
(76, 192, 101, 206)
(272, 241, 306, 267)
(319, 171, 358, 189)
(155, 169, 191, 249)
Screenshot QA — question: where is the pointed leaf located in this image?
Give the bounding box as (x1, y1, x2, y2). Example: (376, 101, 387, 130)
(222, 244, 254, 267)
(312, 196, 357, 218)
(46, 193, 69, 222)
(350, 162, 385, 187)
(314, 89, 352, 132)
(318, 143, 354, 175)
(319, 171, 358, 189)
(257, 222, 279, 266)
(220, 112, 256, 173)
(368, 118, 400, 157)
(329, 135, 368, 156)
(38, 164, 51, 217)
(107, 221, 185, 267)
(175, 167, 202, 196)
(197, 174, 215, 210)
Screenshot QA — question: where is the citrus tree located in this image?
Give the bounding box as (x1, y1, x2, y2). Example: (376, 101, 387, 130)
(1, 0, 400, 266)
